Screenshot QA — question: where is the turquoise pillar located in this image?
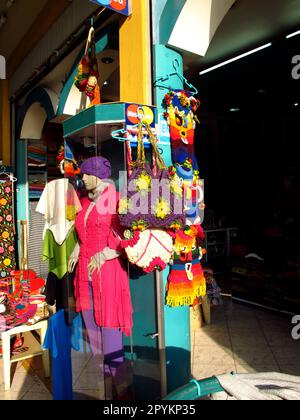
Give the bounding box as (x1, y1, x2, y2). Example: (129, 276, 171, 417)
(153, 44, 191, 394)
(16, 139, 29, 261)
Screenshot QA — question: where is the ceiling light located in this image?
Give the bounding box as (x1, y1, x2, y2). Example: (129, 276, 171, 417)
(103, 81, 109, 86)
(199, 43, 272, 75)
(286, 30, 300, 39)
(230, 108, 240, 112)
(101, 57, 114, 65)
(294, 103, 299, 107)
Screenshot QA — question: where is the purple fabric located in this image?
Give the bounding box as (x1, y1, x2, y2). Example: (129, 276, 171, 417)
(81, 283, 124, 376)
(80, 157, 111, 180)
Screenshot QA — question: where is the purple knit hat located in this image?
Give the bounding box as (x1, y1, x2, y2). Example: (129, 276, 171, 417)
(80, 156, 111, 179)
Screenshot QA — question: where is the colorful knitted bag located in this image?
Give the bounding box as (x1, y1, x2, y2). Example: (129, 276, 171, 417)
(121, 229, 173, 273)
(166, 225, 207, 307)
(118, 122, 185, 231)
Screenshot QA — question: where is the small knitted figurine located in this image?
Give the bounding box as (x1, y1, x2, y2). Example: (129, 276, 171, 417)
(74, 32, 101, 107)
(166, 225, 206, 307)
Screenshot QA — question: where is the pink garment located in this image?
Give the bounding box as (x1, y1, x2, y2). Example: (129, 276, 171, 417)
(74, 185, 133, 336)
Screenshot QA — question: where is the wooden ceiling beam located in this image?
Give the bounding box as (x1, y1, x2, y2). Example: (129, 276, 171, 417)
(7, 0, 72, 78)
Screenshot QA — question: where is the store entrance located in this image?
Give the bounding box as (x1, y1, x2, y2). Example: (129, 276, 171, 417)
(196, 32, 300, 314)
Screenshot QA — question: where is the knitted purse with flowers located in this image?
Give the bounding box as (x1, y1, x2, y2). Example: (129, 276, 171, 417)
(121, 229, 173, 273)
(118, 122, 185, 231)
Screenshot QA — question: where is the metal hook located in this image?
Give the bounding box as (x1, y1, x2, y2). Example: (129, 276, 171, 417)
(173, 59, 180, 72)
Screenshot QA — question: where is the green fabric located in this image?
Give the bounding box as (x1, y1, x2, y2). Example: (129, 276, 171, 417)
(43, 227, 78, 280)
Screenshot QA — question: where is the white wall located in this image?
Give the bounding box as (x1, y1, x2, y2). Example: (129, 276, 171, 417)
(9, 0, 99, 97)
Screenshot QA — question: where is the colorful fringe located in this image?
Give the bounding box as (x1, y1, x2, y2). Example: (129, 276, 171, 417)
(166, 269, 206, 308)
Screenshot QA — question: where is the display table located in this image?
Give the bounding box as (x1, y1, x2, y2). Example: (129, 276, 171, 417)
(1, 319, 50, 390)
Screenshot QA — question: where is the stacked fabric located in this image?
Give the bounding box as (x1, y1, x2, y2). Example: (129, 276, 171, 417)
(29, 174, 46, 199)
(47, 151, 61, 180)
(28, 145, 47, 168)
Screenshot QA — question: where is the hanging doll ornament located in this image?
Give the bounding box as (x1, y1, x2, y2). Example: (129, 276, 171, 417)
(74, 26, 101, 107)
(163, 91, 200, 170)
(56, 145, 81, 179)
(166, 225, 207, 308)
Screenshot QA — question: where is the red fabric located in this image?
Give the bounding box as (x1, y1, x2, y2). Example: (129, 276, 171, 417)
(74, 186, 133, 336)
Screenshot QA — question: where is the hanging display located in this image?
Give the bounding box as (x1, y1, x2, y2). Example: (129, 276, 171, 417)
(163, 90, 200, 170)
(74, 26, 101, 108)
(166, 225, 206, 308)
(118, 122, 185, 231)
(0, 180, 16, 279)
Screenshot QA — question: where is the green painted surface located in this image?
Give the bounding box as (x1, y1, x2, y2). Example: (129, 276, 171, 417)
(153, 44, 191, 394)
(63, 103, 125, 137)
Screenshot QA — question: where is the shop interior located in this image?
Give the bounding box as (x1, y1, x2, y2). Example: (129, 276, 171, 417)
(189, 6, 300, 314)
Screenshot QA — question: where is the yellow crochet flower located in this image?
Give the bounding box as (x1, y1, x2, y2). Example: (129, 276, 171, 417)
(0, 198, 7, 206)
(4, 258, 11, 267)
(154, 198, 170, 220)
(2, 231, 9, 239)
(170, 180, 183, 196)
(135, 173, 151, 191)
(118, 198, 129, 214)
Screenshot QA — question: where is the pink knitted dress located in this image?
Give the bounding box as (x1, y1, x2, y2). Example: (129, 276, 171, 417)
(74, 184, 133, 336)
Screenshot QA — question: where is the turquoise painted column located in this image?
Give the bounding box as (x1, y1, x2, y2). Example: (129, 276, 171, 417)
(153, 44, 191, 394)
(16, 139, 29, 261)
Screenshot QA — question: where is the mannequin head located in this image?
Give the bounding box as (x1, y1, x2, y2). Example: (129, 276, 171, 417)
(82, 174, 103, 192)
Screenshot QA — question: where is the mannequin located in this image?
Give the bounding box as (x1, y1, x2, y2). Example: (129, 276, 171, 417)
(68, 157, 133, 364)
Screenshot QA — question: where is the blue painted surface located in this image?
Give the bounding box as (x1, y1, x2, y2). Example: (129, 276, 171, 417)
(89, 0, 132, 16)
(153, 44, 191, 394)
(16, 140, 28, 258)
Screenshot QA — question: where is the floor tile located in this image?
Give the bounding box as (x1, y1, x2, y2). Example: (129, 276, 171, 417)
(0, 390, 27, 400)
(192, 363, 236, 380)
(233, 345, 277, 366)
(73, 389, 104, 400)
(270, 346, 300, 365)
(227, 319, 261, 331)
(194, 331, 232, 348)
(193, 345, 234, 365)
(230, 331, 267, 347)
(73, 370, 105, 392)
(279, 365, 300, 377)
(21, 392, 52, 400)
(234, 362, 280, 374)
